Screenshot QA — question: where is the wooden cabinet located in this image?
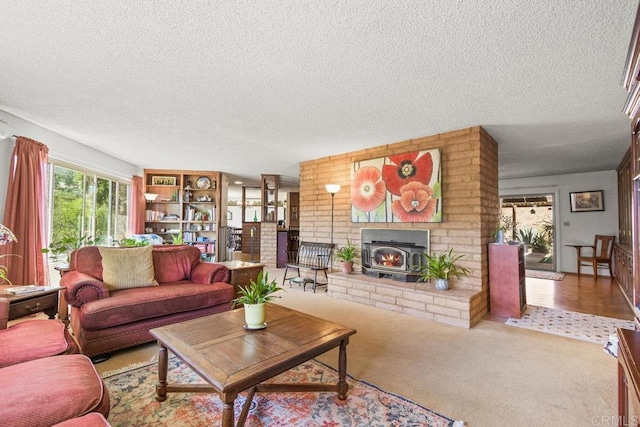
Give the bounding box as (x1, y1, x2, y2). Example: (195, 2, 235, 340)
(213, 261, 264, 297)
(288, 191, 299, 228)
(241, 222, 261, 260)
(143, 169, 222, 259)
(617, 328, 640, 427)
(615, 244, 634, 304)
(623, 3, 640, 324)
(489, 243, 526, 318)
(619, 149, 633, 246)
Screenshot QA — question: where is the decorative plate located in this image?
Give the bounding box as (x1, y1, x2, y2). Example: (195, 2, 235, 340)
(196, 176, 211, 189)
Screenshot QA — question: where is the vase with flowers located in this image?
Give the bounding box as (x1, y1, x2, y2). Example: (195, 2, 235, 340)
(495, 214, 516, 244)
(0, 224, 19, 285)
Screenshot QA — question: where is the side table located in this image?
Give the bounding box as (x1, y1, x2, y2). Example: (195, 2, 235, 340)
(213, 261, 264, 297)
(54, 264, 71, 326)
(0, 285, 63, 321)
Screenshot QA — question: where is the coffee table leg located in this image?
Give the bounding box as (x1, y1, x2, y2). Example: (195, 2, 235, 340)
(222, 400, 235, 427)
(338, 338, 349, 400)
(156, 344, 168, 402)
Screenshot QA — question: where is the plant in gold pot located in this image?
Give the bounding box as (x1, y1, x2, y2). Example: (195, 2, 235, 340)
(417, 248, 470, 290)
(232, 271, 283, 329)
(334, 239, 358, 274)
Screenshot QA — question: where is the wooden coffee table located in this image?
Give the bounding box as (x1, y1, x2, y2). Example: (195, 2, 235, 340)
(150, 304, 357, 427)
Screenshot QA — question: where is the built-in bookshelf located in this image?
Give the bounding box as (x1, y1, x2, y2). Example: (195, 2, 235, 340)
(143, 169, 222, 259)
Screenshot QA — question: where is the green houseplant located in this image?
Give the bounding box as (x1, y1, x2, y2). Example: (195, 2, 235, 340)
(232, 271, 283, 329)
(41, 235, 96, 265)
(334, 239, 358, 274)
(418, 248, 470, 290)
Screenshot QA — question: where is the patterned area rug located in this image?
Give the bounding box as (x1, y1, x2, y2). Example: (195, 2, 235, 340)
(525, 270, 565, 280)
(102, 357, 464, 427)
(505, 305, 634, 344)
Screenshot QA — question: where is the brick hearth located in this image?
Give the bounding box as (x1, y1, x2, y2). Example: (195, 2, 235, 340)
(328, 272, 483, 328)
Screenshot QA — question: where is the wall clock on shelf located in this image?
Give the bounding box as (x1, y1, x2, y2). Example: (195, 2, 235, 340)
(196, 176, 211, 189)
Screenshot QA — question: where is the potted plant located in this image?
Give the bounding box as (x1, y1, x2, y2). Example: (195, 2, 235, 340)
(334, 239, 358, 274)
(170, 229, 183, 244)
(41, 235, 95, 266)
(495, 214, 516, 244)
(232, 271, 283, 329)
(417, 248, 470, 290)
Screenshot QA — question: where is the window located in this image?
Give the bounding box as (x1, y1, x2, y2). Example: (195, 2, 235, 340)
(45, 163, 130, 249)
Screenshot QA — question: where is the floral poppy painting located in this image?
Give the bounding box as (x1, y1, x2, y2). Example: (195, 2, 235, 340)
(351, 149, 442, 222)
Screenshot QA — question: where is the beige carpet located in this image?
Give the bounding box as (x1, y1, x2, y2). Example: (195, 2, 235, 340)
(95, 267, 619, 427)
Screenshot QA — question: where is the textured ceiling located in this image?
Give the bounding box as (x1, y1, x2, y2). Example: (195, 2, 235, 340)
(0, 1, 637, 189)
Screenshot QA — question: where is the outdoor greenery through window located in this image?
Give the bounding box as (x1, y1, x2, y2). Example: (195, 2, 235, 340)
(45, 163, 129, 257)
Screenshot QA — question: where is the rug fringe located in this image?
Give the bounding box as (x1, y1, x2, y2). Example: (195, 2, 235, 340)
(100, 355, 158, 378)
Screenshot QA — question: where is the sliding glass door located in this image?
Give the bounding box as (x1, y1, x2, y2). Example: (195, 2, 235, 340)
(500, 194, 556, 271)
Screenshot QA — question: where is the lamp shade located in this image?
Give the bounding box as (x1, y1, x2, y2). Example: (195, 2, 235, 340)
(325, 184, 341, 194)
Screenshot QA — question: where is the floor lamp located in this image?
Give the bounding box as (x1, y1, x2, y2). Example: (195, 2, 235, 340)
(325, 184, 341, 271)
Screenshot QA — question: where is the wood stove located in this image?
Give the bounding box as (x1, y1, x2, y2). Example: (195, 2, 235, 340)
(360, 229, 430, 282)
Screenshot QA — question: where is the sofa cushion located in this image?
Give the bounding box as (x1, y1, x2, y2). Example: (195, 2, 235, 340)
(0, 354, 109, 427)
(0, 319, 75, 368)
(98, 246, 158, 291)
(152, 245, 202, 283)
(77, 281, 235, 330)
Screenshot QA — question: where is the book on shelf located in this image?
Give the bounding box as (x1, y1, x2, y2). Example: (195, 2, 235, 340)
(5, 285, 41, 295)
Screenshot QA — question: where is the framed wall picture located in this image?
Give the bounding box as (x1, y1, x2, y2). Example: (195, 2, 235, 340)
(569, 190, 604, 212)
(151, 176, 177, 186)
(350, 148, 442, 223)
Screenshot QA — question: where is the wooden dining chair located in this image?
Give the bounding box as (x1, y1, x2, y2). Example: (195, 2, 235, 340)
(576, 235, 615, 279)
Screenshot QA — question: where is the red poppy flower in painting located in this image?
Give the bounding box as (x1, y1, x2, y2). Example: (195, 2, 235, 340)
(351, 166, 386, 212)
(382, 151, 433, 196)
(391, 181, 438, 222)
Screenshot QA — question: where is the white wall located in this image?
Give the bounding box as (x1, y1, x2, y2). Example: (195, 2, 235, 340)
(0, 111, 142, 222)
(500, 170, 618, 274)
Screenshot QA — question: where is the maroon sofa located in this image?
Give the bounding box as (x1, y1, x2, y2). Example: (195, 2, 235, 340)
(61, 245, 234, 357)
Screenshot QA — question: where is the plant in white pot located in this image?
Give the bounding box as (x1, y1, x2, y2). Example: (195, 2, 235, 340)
(334, 239, 358, 274)
(232, 271, 283, 329)
(417, 248, 470, 290)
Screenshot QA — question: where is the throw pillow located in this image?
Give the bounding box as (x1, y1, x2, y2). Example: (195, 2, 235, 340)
(98, 246, 158, 291)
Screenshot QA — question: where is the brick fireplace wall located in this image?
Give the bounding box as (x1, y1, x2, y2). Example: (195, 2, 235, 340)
(298, 126, 499, 327)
